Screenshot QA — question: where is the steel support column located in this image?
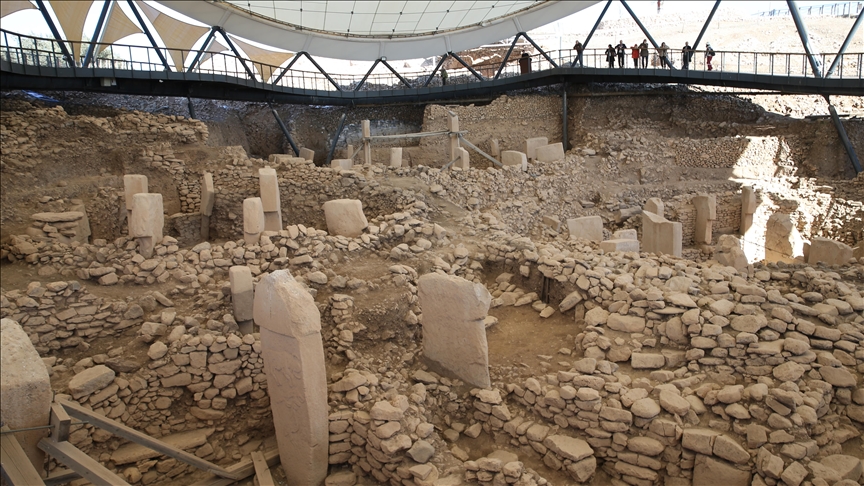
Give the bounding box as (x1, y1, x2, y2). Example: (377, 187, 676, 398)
(126, 0, 171, 71)
(423, 54, 448, 87)
(34, 0, 74, 66)
(825, 11, 863, 77)
(326, 112, 348, 167)
(186, 27, 217, 73)
(562, 83, 568, 152)
(269, 103, 299, 156)
(280, 52, 342, 91)
(692, 0, 721, 50)
(354, 59, 381, 91)
(619, 0, 671, 69)
(448, 52, 484, 81)
(824, 96, 862, 173)
(380, 59, 412, 88)
(787, 0, 823, 77)
(82, 1, 111, 68)
(187, 96, 196, 120)
(521, 32, 558, 68)
(494, 35, 522, 80)
(216, 27, 255, 80)
(583, 0, 612, 50)
(272, 52, 303, 85)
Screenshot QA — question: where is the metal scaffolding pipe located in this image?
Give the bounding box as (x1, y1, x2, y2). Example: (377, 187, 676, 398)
(826, 101, 862, 173)
(825, 11, 863, 78)
(326, 112, 348, 167)
(787, 0, 823, 78)
(269, 104, 299, 156)
(692, 0, 721, 51)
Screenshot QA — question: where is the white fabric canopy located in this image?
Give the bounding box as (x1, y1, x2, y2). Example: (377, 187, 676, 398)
(0, 1, 37, 20)
(51, 0, 93, 61)
(229, 35, 293, 82)
(99, 3, 141, 52)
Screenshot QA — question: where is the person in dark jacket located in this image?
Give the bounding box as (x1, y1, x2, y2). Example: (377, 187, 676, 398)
(605, 44, 616, 68)
(639, 40, 649, 68)
(682, 42, 693, 69)
(571, 40, 584, 67)
(616, 40, 627, 68)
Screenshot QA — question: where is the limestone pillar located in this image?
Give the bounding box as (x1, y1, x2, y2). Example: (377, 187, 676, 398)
(501, 151, 527, 171)
(765, 213, 804, 263)
(200, 172, 215, 240)
(362, 120, 371, 165)
(259, 167, 282, 232)
(299, 148, 315, 163)
(523, 137, 548, 160)
(243, 197, 265, 246)
(253, 270, 328, 486)
(130, 193, 164, 258)
(740, 186, 756, 235)
(644, 198, 664, 218)
(418, 273, 492, 388)
(566, 216, 603, 242)
(390, 147, 402, 168)
(448, 113, 459, 161)
(490, 139, 500, 157)
(344, 144, 354, 160)
(642, 211, 682, 257)
(123, 174, 148, 230)
(229, 266, 254, 334)
(1, 318, 52, 471)
(454, 147, 470, 169)
(322, 199, 368, 237)
(692, 195, 717, 245)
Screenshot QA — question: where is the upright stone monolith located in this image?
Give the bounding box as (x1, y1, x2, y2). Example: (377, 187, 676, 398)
(299, 147, 315, 163)
(124, 174, 148, 229)
(322, 199, 368, 237)
(200, 172, 215, 240)
(259, 167, 282, 231)
(1, 318, 52, 471)
(448, 113, 460, 162)
(130, 193, 164, 258)
(253, 270, 328, 486)
(765, 212, 804, 263)
(418, 273, 492, 388)
(390, 147, 403, 167)
(566, 216, 604, 242)
(243, 197, 265, 246)
(644, 197, 664, 218)
(693, 195, 717, 245)
(362, 120, 372, 165)
(454, 147, 470, 169)
(523, 137, 548, 160)
(229, 265, 254, 334)
(740, 186, 757, 235)
(642, 211, 682, 257)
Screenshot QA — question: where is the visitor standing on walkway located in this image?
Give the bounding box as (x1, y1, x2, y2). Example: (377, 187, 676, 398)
(616, 40, 627, 68)
(705, 43, 715, 71)
(658, 42, 671, 69)
(639, 40, 649, 68)
(605, 44, 616, 68)
(441, 67, 448, 85)
(631, 44, 639, 68)
(682, 42, 693, 69)
(572, 40, 584, 67)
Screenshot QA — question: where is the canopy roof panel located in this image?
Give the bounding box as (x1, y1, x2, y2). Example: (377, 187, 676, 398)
(158, 0, 597, 61)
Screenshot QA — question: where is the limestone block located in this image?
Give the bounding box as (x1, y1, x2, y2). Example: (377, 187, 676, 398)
(344, 144, 354, 160)
(264, 212, 283, 232)
(692, 195, 717, 244)
(644, 197, 664, 218)
(299, 147, 315, 163)
(692, 454, 751, 486)
(600, 239, 639, 253)
(490, 139, 500, 157)
(130, 193, 164, 241)
(523, 137, 548, 159)
(454, 147, 470, 169)
(418, 273, 492, 388)
(123, 174, 148, 210)
(243, 197, 265, 241)
(323, 199, 368, 238)
(542, 215, 561, 232)
(501, 150, 527, 171)
(253, 270, 327, 486)
(808, 237, 853, 266)
(566, 216, 603, 242)
(765, 213, 804, 263)
(200, 172, 215, 216)
(390, 148, 402, 167)
(259, 168, 281, 212)
(1, 318, 51, 470)
(741, 185, 757, 213)
(535, 143, 565, 162)
(613, 229, 638, 240)
(715, 235, 748, 270)
(642, 211, 682, 257)
(229, 266, 254, 323)
(331, 159, 353, 170)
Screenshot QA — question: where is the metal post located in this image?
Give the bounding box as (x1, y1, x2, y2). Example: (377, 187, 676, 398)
(448, 51, 484, 80)
(187, 97, 196, 119)
(583, 0, 612, 49)
(216, 27, 256, 79)
(825, 11, 862, 77)
(272, 52, 303, 84)
(269, 103, 299, 156)
(521, 32, 558, 68)
(300, 52, 342, 91)
(825, 98, 862, 173)
(494, 34, 522, 80)
(354, 59, 381, 91)
(126, 0, 171, 71)
(619, 0, 666, 63)
(423, 54, 448, 87)
(326, 112, 348, 167)
(82, 0, 111, 68)
(186, 27, 217, 73)
(379, 59, 412, 88)
(562, 83, 568, 152)
(34, 0, 75, 66)
(787, 1, 823, 77)
(692, 0, 721, 50)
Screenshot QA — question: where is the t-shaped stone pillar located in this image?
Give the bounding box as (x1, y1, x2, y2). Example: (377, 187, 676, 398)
(740, 186, 757, 235)
(123, 174, 148, 231)
(390, 147, 402, 168)
(129, 193, 164, 258)
(259, 167, 282, 232)
(448, 113, 460, 162)
(200, 172, 215, 240)
(1, 318, 52, 471)
(243, 197, 265, 246)
(644, 197, 664, 218)
(418, 273, 492, 388)
(642, 211, 682, 257)
(692, 195, 717, 245)
(362, 120, 371, 165)
(253, 270, 328, 486)
(229, 266, 254, 335)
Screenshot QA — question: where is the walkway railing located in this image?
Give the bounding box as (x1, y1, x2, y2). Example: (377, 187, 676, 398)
(755, 1, 862, 17)
(1, 29, 862, 94)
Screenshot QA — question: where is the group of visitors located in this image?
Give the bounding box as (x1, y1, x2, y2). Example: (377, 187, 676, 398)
(571, 39, 715, 70)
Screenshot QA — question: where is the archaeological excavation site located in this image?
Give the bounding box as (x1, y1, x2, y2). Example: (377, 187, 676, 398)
(1, 1, 863, 486)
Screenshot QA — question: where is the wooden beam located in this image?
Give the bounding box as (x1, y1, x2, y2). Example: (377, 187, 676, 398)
(251, 451, 274, 486)
(43, 468, 81, 486)
(50, 403, 71, 443)
(37, 439, 128, 486)
(58, 399, 239, 480)
(1, 426, 46, 486)
(189, 448, 279, 486)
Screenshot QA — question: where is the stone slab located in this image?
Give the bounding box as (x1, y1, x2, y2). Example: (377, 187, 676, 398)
(259, 167, 281, 212)
(566, 216, 603, 242)
(523, 137, 548, 159)
(323, 199, 368, 238)
(535, 143, 565, 162)
(501, 150, 527, 171)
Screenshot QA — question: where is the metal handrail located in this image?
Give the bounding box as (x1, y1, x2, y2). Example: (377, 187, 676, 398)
(1, 29, 861, 94)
